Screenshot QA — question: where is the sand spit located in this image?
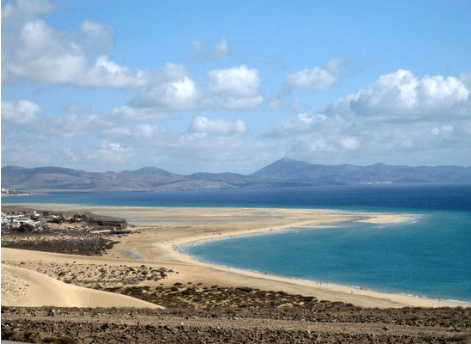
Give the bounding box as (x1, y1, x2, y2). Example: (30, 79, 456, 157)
(1, 204, 465, 309)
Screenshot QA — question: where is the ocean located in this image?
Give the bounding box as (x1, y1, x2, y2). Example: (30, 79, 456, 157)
(3, 184, 471, 303)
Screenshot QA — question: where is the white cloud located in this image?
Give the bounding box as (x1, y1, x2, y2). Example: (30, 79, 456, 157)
(340, 137, 360, 150)
(81, 20, 115, 54)
(1, 98, 176, 146)
(1, 0, 55, 27)
(460, 73, 471, 90)
(207, 65, 263, 109)
(441, 125, 454, 132)
(268, 70, 471, 165)
(84, 55, 149, 88)
(2, 9, 149, 87)
(108, 106, 171, 121)
(309, 139, 328, 152)
(1, 145, 54, 167)
(286, 67, 335, 90)
(208, 65, 260, 96)
(130, 62, 200, 109)
(225, 96, 263, 110)
(430, 125, 455, 137)
(131, 76, 199, 109)
(347, 69, 470, 117)
(87, 141, 134, 163)
(138, 124, 158, 138)
(23, 113, 103, 140)
(285, 58, 344, 90)
(102, 124, 167, 141)
(192, 37, 230, 61)
(1, 100, 41, 124)
(157, 62, 189, 80)
(61, 148, 79, 163)
(188, 116, 248, 134)
(131, 64, 263, 111)
(272, 112, 329, 135)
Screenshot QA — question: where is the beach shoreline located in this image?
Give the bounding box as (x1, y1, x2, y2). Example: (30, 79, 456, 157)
(1, 203, 468, 309)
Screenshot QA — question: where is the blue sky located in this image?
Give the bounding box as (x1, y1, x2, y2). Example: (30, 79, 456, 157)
(2, 0, 471, 174)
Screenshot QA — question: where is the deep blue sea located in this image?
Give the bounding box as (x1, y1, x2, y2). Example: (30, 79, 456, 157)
(3, 184, 471, 302)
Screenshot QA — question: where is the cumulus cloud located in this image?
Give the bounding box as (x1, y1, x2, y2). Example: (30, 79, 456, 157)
(285, 58, 344, 90)
(188, 116, 248, 134)
(192, 37, 230, 61)
(129, 63, 199, 109)
(1, 98, 175, 146)
(1, 100, 41, 124)
(1, 0, 55, 27)
(267, 69, 471, 165)
(101, 124, 167, 142)
(107, 106, 171, 121)
(207, 65, 263, 109)
(2, 4, 149, 87)
(131, 64, 264, 111)
(208, 65, 259, 96)
(81, 20, 115, 54)
(131, 71, 199, 110)
(347, 69, 470, 118)
(1, 145, 54, 167)
(129, 63, 198, 109)
(460, 73, 471, 89)
(275, 113, 328, 134)
(87, 141, 134, 163)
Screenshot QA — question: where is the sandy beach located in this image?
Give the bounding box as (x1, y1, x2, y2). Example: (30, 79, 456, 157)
(1, 204, 464, 309)
(3, 203, 471, 343)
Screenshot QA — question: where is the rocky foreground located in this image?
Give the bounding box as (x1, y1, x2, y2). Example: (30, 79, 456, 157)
(2, 303, 471, 343)
(2, 206, 471, 343)
(3, 267, 471, 343)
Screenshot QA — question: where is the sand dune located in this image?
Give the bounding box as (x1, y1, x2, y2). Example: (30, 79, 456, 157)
(1, 264, 162, 309)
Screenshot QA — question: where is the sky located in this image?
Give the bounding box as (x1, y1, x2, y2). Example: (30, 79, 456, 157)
(1, 0, 471, 174)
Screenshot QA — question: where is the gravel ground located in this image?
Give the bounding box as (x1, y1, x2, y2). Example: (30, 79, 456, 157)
(2, 306, 471, 344)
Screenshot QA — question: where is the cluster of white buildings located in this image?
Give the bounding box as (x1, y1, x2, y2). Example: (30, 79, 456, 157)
(1, 212, 43, 232)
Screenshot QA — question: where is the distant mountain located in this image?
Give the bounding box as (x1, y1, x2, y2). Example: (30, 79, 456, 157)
(120, 167, 181, 179)
(250, 159, 471, 185)
(187, 172, 250, 184)
(1, 165, 184, 191)
(2, 159, 470, 192)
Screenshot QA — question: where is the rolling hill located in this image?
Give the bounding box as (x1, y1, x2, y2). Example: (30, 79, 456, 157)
(2, 158, 470, 192)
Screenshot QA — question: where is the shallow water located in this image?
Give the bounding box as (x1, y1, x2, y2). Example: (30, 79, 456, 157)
(183, 210, 471, 302)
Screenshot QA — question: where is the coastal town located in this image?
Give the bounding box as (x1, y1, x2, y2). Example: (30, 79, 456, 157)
(1, 188, 31, 196)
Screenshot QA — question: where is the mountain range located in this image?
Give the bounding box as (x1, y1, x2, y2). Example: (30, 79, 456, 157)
(2, 158, 470, 192)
